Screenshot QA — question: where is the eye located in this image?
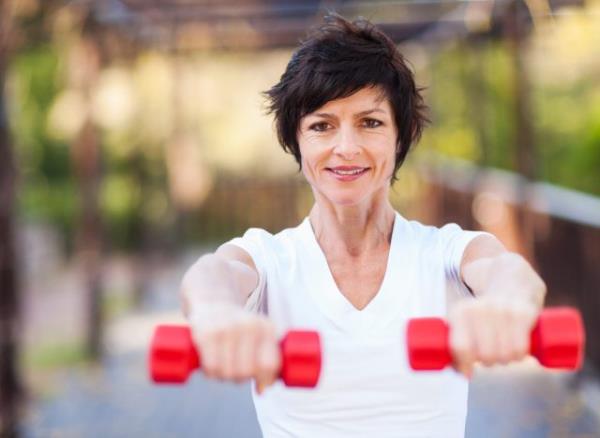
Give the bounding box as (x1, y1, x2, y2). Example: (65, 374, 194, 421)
(363, 118, 382, 128)
(309, 122, 331, 132)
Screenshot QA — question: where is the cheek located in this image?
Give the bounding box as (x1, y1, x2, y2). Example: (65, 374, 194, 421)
(387, 148, 397, 168)
(299, 140, 325, 169)
(372, 138, 396, 166)
(386, 151, 397, 175)
(298, 147, 317, 182)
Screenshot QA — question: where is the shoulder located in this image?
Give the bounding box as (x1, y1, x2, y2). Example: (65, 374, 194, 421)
(235, 221, 304, 248)
(396, 215, 494, 257)
(397, 214, 463, 243)
(220, 220, 306, 265)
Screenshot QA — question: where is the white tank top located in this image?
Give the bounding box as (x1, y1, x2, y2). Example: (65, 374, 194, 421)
(226, 212, 486, 438)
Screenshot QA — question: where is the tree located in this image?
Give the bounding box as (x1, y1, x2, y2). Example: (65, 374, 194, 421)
(0, 0, 23, 435)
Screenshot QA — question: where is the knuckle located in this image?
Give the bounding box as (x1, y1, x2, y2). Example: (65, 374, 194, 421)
(455, 303, 476, 320)
(451, 342, 471, 359)
(257, 352, 279, 375)
(241, 319, 264, 338)
(450, 342, 472, 362)
(257, 353, 277, 371)
(200, 326, 228, 345)
(195, 330, 216, 347)
(449, 330, 472, 355)
(255, 324, 272, 341)
(238, 319, 257, 336)
(258, 318, 277, 335)
(497, 306, 513, 322)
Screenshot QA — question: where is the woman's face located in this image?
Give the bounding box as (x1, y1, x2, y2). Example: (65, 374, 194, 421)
(297, 86, 398, 207)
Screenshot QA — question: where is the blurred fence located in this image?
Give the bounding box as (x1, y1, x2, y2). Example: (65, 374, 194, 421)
(191, 174, 312, 245)
(418, 158, 600, 371)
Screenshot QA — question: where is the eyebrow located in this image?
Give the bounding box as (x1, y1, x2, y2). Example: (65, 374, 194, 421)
(311, 108, 387, 119)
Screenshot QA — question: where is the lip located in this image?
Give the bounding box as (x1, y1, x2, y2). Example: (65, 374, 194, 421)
(325, 166, 370, 182)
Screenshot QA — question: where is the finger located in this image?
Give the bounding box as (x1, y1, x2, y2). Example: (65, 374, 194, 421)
(450, 316, 476, 379)
(198, 331, 221, 379)
(495, 311, 515, 364)
(472, 309, 498, 367)
(494, 304, 534, 364)
(256, 339, 280, 385)
(220, 329, 237, 380)
(233, 324, 257, 383)
(254, 334, 281, 393)
(507, 317, 531, 362)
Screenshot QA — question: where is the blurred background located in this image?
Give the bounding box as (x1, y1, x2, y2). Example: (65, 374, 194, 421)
(1, 0, 599, 437)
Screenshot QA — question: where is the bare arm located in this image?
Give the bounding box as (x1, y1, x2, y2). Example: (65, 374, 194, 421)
(180, 244, 260, 318)
(460, 235, 546, 309)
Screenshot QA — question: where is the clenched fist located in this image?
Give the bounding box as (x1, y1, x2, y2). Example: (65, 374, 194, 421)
(448, 296, 539, 377)
(189, 302, 281, 394)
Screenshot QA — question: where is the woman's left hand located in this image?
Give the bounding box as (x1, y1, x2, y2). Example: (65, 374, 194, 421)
(452, 240, 547, 377)
(448, 296, 540, 377)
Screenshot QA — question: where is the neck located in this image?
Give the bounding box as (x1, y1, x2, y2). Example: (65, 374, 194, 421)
(308, 192, 395, 258)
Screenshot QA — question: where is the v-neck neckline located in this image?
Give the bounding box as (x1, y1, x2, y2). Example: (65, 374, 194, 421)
(301, 212, 399, 318)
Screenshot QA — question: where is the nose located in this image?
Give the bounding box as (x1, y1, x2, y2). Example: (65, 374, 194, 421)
(333, 125, 361, 160)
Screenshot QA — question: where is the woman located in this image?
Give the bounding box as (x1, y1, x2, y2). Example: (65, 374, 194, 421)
(180, 14, 546, 437)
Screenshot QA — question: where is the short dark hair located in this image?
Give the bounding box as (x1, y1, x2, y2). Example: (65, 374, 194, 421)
(263, 13, 430, 182)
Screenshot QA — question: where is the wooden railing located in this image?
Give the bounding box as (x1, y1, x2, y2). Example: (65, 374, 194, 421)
(417, 158, 600, 371)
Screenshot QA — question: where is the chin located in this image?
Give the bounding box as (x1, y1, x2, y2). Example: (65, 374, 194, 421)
(324, 189, 369, 207)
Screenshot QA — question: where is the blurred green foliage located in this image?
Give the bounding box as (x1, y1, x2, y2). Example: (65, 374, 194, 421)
(24, 341, 89, 371)
(423, 39, 600, 195)
(10, 45, 79, 249)
(424, 41, 515, 170)
(423, 4, 600, 194)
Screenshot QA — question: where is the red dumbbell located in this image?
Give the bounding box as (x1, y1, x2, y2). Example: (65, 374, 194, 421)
(407, 306, 585, 371)
(149, 325, 322, 387)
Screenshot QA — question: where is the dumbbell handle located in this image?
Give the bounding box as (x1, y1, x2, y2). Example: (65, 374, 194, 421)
(149, 325, 321, 387)
(407, 307, 585, 371)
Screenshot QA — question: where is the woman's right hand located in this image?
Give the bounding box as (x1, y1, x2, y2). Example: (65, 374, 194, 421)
(189, 302, 281, 394)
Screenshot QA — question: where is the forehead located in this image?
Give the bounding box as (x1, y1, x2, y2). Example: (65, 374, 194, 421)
(307, 86, 391, 116)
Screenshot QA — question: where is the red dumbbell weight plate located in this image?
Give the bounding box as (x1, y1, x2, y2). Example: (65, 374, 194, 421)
(407, 318, 451, 370)
(280, 331, 322, 387)
(150, 325, 200, 383)
(530, 307, 585, 369)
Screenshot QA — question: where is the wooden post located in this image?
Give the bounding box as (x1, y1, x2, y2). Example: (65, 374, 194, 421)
(70, 20, 105, 360)
(505, 0, 537, 260)
(73, 117, 104, 360)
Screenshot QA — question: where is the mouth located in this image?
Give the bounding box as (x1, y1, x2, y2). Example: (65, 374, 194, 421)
(325, 166, 370, 180)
